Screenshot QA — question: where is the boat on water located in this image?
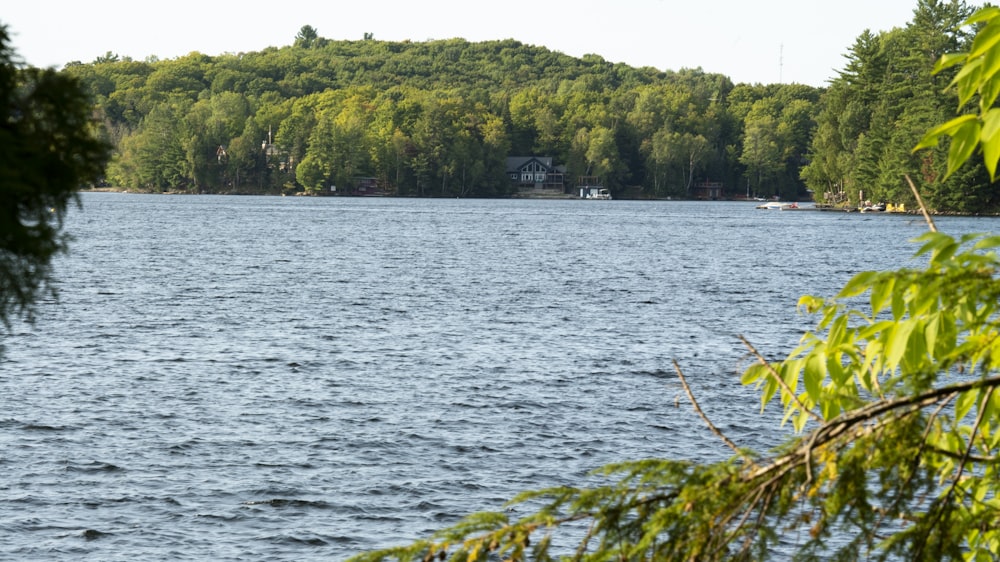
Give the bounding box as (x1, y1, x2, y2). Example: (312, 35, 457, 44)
(756, 201, 797, 210)
(581, 187, 612, 200)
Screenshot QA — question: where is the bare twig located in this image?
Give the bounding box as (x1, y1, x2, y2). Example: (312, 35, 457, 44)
(803, 422, 823, 485)
(738, 335, 823, 423)
(927, 447, 1000, 463)
(672, 359, 756, 468)
(904, 174, 938, 233)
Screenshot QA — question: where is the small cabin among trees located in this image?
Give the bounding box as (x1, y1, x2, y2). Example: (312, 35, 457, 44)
(694, 181, 723, 200)
(351, 177, 385, 196)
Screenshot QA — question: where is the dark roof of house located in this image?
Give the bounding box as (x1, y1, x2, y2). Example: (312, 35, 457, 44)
(505, 156, 554, 173)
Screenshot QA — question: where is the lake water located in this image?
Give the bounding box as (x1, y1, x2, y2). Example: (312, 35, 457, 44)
(2, 194, 996, 560)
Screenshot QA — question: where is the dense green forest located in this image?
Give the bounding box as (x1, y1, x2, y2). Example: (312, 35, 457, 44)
(61, 0, 998, 212)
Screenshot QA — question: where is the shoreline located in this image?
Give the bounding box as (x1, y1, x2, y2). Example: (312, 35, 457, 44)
(76, 189, 999, 216)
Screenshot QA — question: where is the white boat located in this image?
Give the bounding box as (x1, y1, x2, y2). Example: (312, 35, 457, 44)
(756, 201, 797, 210)
(582, 187, 612, 200)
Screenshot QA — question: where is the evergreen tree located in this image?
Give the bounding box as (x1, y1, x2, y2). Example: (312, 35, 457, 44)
(804, 0, 982, 209)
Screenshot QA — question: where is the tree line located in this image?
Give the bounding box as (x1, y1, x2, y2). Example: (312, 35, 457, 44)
(63, 0, 996, 212)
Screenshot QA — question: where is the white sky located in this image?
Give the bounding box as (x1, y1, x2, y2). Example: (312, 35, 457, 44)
(4, 0, 923, 87)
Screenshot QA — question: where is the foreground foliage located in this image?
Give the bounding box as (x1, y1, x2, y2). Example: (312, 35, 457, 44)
(0, 26, 110, 327)
(351, 6, 1000, 560)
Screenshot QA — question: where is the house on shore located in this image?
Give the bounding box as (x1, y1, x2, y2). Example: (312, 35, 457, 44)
(506, 156, 566, 194)
(314, 176, 386, 196)
(694, 181, 723, 200)
(350, 177, 386, 196)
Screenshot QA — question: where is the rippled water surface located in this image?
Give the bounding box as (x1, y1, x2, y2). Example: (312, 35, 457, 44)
(3, 194, 997, 560)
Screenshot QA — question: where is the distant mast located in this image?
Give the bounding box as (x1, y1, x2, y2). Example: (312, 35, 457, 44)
(779, 44, 783, 84)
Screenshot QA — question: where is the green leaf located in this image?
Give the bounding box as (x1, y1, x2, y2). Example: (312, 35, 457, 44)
(862, 341, 885, 390)
(972, 234, 1000, 251)
(981, 109, 1000, 179)
(826, 357, 847, 387)
(953, 57, 985, 108)
(902, 319, 927, 371)
(797, 294, 824, 314)
(981, 77, 1000, 117)
(914, 114, 977, 152)
(780, 358, 802, 400)
(963, 6, 1000, 28)
(988, 385, 1000, 423)
(956, 389, 978, 422)
(915, 232, 959, 263)
(869, 276, 895, 314)
(803, 352, 825, 402)
(969, 19, 1000, 60)
(884, 320, 917, 374)
(979, 48, 1000, 110)
(837, 271, 879, 298)
(924, 312, 940, 357)
(793, 407, 810, 433)
(827, 315, 848, 349)
(891, 281, 906, 320)
(760, 377, 778, 410)
(933, 52, 968, 74)
(947, 118, 982, 177)
(857, 320, 895, 343)
(911, 277, 940, 316)
(820, 395, 842, 420)
(740, 363, 769, 385)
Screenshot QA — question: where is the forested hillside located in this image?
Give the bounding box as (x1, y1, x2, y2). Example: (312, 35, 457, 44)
(62, 0, 999, 211)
